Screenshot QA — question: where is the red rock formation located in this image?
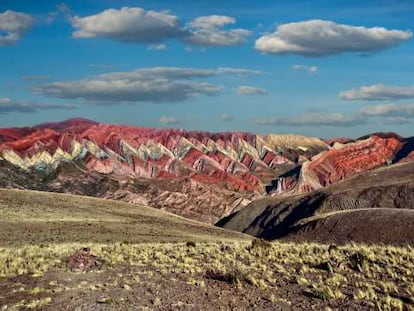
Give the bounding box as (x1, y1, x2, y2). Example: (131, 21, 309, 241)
(0, 118, 328, 192)
(324, 137, 353, 146)
(270, 134, 412, 195)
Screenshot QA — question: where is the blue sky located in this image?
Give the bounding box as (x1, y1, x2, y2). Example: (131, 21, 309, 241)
(0, 0, 413, 138)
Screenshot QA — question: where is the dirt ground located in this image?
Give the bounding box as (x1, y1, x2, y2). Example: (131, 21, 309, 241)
(1, 262, 375, 310)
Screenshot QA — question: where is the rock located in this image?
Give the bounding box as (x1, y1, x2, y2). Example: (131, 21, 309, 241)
(67, 247, 104, 272)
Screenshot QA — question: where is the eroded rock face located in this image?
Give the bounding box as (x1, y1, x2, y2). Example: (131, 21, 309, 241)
(269, 134, 413, 195)
(0, 118, 327, 193)
(1, 119, 413, 224)
(48, 168, 255, 224)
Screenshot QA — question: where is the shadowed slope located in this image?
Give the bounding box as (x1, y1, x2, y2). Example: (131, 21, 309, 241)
(286, 208, 414, 245)
(218, 161, 414, 245)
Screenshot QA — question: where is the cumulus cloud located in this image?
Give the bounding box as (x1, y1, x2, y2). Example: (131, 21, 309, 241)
(70, 8, 250, 47)
(255, 20, 412, 56)
(339, 84, 414, 101)
(219, 113, 234, 122)
(292, 64, 318, 73)
(189, 15, 235, 29)
(71, 7, 187, 43)
(0, 98, 74, 114)
(35, 66, 262, 104)
(185, 15, 251, 46)
(255, 113, 366, 127)
(0, 10, 34, 46)
(159, 115, 181, 124)
(236, 85, 267, 95)
(359, 103, 414, 116)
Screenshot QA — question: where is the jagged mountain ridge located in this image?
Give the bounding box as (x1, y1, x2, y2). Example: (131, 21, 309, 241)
(0, 118, 328, 192)
(268, 132, 414, 195)
(1, 118, 413, 225)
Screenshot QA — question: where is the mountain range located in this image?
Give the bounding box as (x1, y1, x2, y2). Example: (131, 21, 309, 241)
(1, 118, 413, 232)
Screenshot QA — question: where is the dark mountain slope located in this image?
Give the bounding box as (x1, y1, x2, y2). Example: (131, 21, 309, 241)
(218, 161, 414, 245)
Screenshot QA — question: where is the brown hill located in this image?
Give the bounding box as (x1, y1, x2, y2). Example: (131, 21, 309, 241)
(286, 208, 414, 245)
(0, 188, 248, 246)
(218, 161, 414, 245)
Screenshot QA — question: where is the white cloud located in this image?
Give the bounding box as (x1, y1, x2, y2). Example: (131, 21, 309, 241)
(220, 113, 234, 121)
(255, 20, 412, 56)
(71, 7, 187, 43)
(0, 10, 34, 46)
(340, 84, 414, 101)
(159, 116, 180, 124)
(147, 43, 167, 51)
(70, 8, 250, 47)
(255, 113, 366, 127)
(0, 98, 74, 114)
(359, 103, 414, 116)
(35, 67, 262, 104)
(185, 15, 251, 46)
(292, 64, 318, 73)
(236, 85, 267, 95)
(189, 15, 235, 29)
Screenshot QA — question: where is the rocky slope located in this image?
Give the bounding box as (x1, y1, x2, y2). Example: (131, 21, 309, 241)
(0, 160, 254, 224)
(1, 118, 413, 226)
(0, 118, 327, 192)
(218, 161, 414, 245)
(285, 208, 414, 245)
(267, 133, 413, 195)
(0, 118, 328, 223)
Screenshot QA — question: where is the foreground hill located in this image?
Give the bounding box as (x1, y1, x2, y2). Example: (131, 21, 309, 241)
(218, 161, 414, 245)
(0, 189, 413, 310)
(0, 188, 247, 246)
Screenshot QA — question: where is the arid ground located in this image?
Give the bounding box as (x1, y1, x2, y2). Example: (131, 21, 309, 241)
(1, 189, 413, 310)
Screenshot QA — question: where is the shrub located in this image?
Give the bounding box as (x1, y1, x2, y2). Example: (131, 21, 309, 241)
(349, 252, 366, 272)
(186, 241, 196, 248)
(205, 268, 249, 287)
(248, 238, 272, 255)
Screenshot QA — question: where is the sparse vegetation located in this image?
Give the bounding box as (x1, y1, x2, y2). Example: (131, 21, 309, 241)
(1, 239, 413, 309)
(0, 189, 413, 310)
